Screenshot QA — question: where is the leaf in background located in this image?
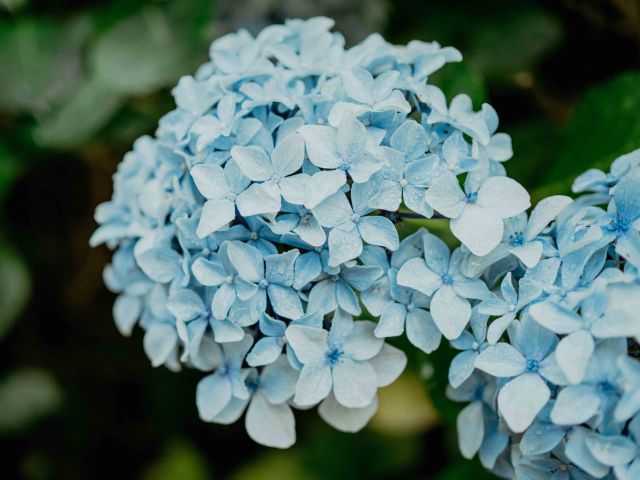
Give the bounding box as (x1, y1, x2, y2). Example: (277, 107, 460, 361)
(545, 70, 640, 190)
(369, 372, 439, 436)
(0, 17, 89, 115)
(1, 0, 28, 12)
(430, 61, 487, 107)
(507, 118, 561, 192)
(466, 6, 562, 82)
(0, 144, 24, 202)
(90, 8, 198, 96)
(232, 450, 312, 480)
(33, 78, 124, 149)
(0, 246, 30, 339)
(0, 369, 62, 433)
(144, 439, 210, 480)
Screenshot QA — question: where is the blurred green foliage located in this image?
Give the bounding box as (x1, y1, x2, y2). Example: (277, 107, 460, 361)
(1, 0, 640, 479)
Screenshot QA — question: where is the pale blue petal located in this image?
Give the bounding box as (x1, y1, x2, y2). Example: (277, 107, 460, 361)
(555, 330, 594, 384)
(449, 350, 478, 389)
(285, 325, 328, 364)
(424, 173, 466, 218)
(475, 343, 526, 377)
(231, 145, 273, 181)
(143, 323, 177, 367)
(196, 372, 231, 421)
(342, 321, 384, 361)
(551, 384, 600, 425)
(328, 223, 363, 267)
(457, 401, 484, 459)
(396, 258, 442, 296)
(294, 362, 332, 406)
(332, 359, 378, 408)
(585, 434, 638, 467)
(267, 284, 304, 320)
(246, 337, 284, 367)
(358, 216, 400, 250)
(304, 170, 347, 209)
(271, 133, 304, 176)
(318, 393, 377, 433)
(369, 343, 407, 387)
(227, 241, 264, 283)
(375, 302, 407, 337)
(497, 373, 550, 433)
(211, 319, 245, 343)
(431, 285, 471, 340)
(246, 393, 295, 448)
(565, 428, 610, 478)
(236, 183, 281, 217)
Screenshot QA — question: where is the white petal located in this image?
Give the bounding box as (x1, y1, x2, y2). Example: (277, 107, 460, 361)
(497, 373, 550, 433)
(477, 176, 530, 219)
(424, 173, 466, 218)
(332, 359, 378, 408)
(451, 204, 503, 256)
(318, 393, 378, 433)
(245, 393, 296, 448)
(430, 285, 471, 340)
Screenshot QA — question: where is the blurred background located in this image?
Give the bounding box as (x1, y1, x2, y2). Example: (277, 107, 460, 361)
(0, 0, 639, 478)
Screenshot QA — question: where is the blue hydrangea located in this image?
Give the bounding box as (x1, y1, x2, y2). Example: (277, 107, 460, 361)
(444, 148, 640, 478)
(91, 16, 640, 473)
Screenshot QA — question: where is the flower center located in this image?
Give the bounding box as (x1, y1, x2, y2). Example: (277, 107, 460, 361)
(249, 232, 259, 240)
(605, 214, 630, 234)
(442, 274, 453, 285)
(327, 348, 343, 365)
(350, 213, 361, 223)
(508, 304, 516, 312)
(510, 231, 525, 246)
(526, 359, 540, 373)
(466, 191, 478, 203)
(406, 303, 415, 312)
(399, 179, 408, 188)
(331, 275, 340, 282)
(339, 162, 350, 171)
(598, 381, 615, 394)
(225, 275, 234, 284)
(226, 192, 237, 201)
(259, 279, 269, 288)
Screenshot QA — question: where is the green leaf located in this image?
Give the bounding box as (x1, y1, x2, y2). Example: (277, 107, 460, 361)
(0, 369, 62, 433)
(430, 61, 487, 107)
(144, 439, 211, 480)
(0, 246, 30, 340)
(466, 6, 562, 81)
(1, 0, 28, 12)
(33, 78, 124, 149)
(544, 70, 640, 193)
(90, 8, 198, 96)
(0, 17, 90, 115)
(0, 143, 24, 202)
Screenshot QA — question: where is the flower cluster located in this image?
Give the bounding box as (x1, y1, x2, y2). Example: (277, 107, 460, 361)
(91, 17, 529, 449)
(445, 149, 640, 479)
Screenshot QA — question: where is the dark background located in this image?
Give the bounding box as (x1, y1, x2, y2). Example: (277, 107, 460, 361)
(1, 0, 639, 478)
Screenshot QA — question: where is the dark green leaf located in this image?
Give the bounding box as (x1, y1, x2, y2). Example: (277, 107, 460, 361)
(430, 61, 487, 107)
(0, 246, 30, 339)
(33, 78, 124, 148)
(544, 70, 640, 193)
(0, 17, 90, 115)
(0, 369, 62, 433)
(90, 8, 199, 95)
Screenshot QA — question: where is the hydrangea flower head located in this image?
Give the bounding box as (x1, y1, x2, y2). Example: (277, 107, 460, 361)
(92, 16, 640, 475)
